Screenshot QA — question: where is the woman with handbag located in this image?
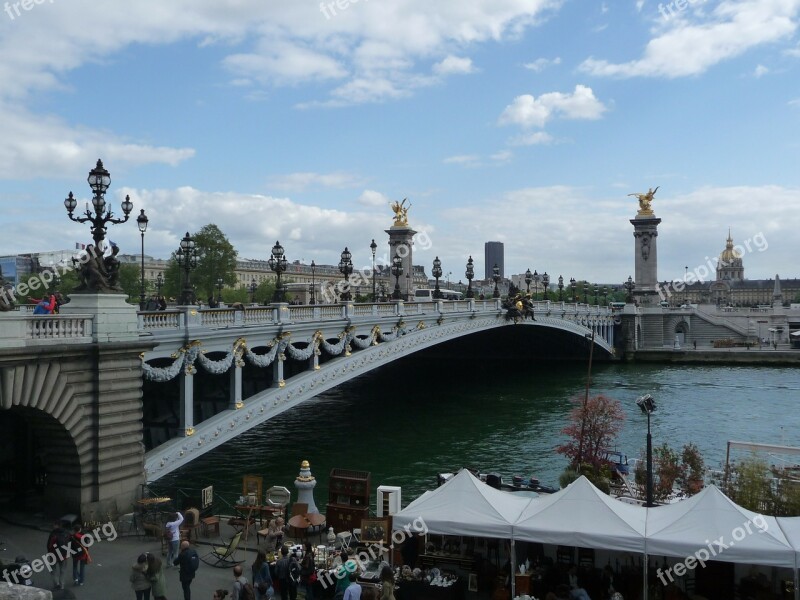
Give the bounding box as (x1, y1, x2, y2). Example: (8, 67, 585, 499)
(252, 549, 274, 600)
(300, 543, 316, 600)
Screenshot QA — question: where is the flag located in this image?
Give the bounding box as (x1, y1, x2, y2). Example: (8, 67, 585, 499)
(75, 242, 86, 250)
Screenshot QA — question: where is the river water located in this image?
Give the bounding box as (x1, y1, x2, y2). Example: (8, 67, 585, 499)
(155, 357, 800, 510)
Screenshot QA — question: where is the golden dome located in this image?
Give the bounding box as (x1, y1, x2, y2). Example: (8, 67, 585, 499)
(719, 230, 742, 264)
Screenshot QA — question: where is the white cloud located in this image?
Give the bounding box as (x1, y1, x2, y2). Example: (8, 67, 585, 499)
(357, 189, 390, 207)
(444, 154, 481, 166)
(754, 64, 769, 77)
(269, 172, 366, 192)
(433, 55, 475, 75)
(523, 57, 561, 72)
(509, 131, 555, 146)
(498, 85, 607, 128)
(636, 0, 646, 12)
(786, 42, 800, 57)
(789, 98, 800, 107)
(580, 0, 800, 78)
(490, 150, 513, 162)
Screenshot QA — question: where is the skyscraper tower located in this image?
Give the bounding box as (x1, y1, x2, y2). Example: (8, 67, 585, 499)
(484, 241, 504, 280)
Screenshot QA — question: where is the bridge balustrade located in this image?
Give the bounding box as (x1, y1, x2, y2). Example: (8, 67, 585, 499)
(27, 315, 93, 342)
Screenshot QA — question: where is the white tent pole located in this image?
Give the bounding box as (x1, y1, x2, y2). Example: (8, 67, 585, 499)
(643, 553, 648, 600)
(510, 538, 516, 597)
(794, 567, 798, 600)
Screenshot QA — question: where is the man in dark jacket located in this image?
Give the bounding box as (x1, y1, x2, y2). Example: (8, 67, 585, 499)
(173, 540, 200, 600)
(275, 545, 300, 600)
(46, 520, 69, 590)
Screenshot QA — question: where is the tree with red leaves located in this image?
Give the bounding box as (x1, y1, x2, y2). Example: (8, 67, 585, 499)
(556, 394, 626, 471)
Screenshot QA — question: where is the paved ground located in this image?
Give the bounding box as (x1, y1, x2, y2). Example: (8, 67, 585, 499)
(1, 516, 322, 600)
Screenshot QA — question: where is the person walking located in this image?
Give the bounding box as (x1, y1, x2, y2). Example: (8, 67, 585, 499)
(147, 554, 168, 600)
(299, 542, 315, 600)
(165, 511, 184, 566)
(274, 545, 300, 600)
(70, 524, 89, 586)
(174, 540, 200, 600)
(342, 573, 362, 600)
(231, 564, 249, 600)
(252, 549, 274, 600)
(46, 520, 69, 590)
(131, 553, 152, 600)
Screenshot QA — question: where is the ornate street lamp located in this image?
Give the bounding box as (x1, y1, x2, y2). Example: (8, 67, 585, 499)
(533, 270, 540, 299)
(432, 256, 443, 299)
(249, 277, 258, 304)
(175, 232, 197, 305)
(542, 272, 550, 301)
(492, 264, 500, 298)
(156, 272, 163, 297)
(310, 260, 316, 305)
(524, 268, 532, 293)
(624, 275, 635, 303)
(136, 209, 148, 310)
(338, 247, 353, 301)
(636, 394, 657, 507)
(593, 284, 599, 306)
(570, 277, 576, 302)
(602, 286, 609, 306)
(379, 281, 388, 302)
(370, 239, 377, 301)
(558, 275, 564, 301)
(216, 276, 224, 304)
(465, 256, 475, 299)
(64, 159, 134, 250)
(268, 240, 288, 303)
(390, 255, 403, 300)
(583, 282, 589, 304)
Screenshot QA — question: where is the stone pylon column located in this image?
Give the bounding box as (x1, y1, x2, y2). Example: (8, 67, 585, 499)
(385, 225, 416, 301)
(294, 460, 319, 513)
(630, 208, 662, 306)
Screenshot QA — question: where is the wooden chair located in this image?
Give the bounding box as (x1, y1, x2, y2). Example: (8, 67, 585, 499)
(288, 503, 308, 539)
(200, 531, 244, 567)
(180, 508, 201, 543)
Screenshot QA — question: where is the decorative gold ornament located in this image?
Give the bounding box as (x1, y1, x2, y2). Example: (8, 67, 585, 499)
(629, 186, 659, 216)
(389, 198, 411, 227)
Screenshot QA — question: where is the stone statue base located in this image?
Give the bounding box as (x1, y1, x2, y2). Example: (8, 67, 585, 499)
(60, 293, 139, 343)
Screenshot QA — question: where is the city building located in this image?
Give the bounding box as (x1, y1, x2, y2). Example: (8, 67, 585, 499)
(484, 241, 504, 280)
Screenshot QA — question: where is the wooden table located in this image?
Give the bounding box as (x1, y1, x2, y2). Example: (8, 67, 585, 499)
(288, 513, 326, 540)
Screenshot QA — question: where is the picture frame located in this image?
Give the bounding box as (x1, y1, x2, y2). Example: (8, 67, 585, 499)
(242, 475, 263, 503)
(360, 517, 390, 545)
(201, 485, 213, 509)
(468, 573, 478, 592)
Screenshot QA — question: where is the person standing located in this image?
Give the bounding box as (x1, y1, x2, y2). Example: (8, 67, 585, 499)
(46, 520, 69, 590)
(231, 565, 249, 600)
(275, 545, 299, 600)
(70, 524, 89, 586)
(252, 549, 273, 600)
(165, 511, 184, 566)
(342, 573, 362, 600)
(299, 543, 315, 600)
(131, 553, 152, 600)
(147, 554, 168, 600)
(378, 565, 395, 600)
(174, 540, 200, 600)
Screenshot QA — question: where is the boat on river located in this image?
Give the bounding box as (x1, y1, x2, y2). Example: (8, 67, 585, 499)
(436, 469, 558, 495)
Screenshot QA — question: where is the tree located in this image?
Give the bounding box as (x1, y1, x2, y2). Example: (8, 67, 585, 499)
(634, 442, 706, 503)
(723, 457, 774, 513)
(192, 224, 238, 300)
(556, 394, 625, 471)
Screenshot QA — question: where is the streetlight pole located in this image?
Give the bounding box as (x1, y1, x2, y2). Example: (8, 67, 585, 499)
(216, 276, 223, 305)
(370, 239, 377, 302)
(533, 270, 540, 299)
(136, 209, 148, 310)
(558, 275, 564, 301)
(268, 241, 288, 303)
(249, 277, 257, 304)
(338, 247, 353, 301)
(525, 268, 532, 294)
(594, 284, 599, 306)
(465, 256, 474, 299)
(391, 255, 403, 300)
(624, 275, 636, 303)
(432, 257, 442, 299)
(684, 265, 689, 305)
(583, 282, 589, 304)
(636, 394, 657, 507)
(542, 272, 550, 301)
(570, 277, 576, 302)
(156, 272, 163, 298)
(175, 232, 197, 305)
(310, 260, 316, 305)
(492, 264, 500, 298)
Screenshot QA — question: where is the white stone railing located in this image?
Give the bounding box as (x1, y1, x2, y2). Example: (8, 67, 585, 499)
(0, 312, 94, 347)
(139, 310, 182, 329)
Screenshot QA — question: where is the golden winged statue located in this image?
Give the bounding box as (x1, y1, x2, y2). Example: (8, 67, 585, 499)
(390, 198, 411, 227)
(628, 186, 659, 216)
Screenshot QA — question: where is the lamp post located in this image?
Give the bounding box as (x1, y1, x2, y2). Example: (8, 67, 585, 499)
(446, 271, 452, 290)
(525, 268, 532, 294)
(684, 265, 689, 305)
(370, 239, 377, 301)
(391, 255, 403, 300)
(156, 272, 163, 297)
(268, 241, 288, 303)
(136, 209, 148, 310)
(379, 282, 388, 302)
(624, 275, 635, 303)
(465, 256, 475, 299)
(64, 159, 134, 250)
(570, 277, 576, 302)
(405, 272, 410, 299)
(583, 282, 589, 304)
(432, 256, 443, 299)
(593, 284, 599, 306)
(636, 394, 657, 507)
(175, 232, 197, 305)
(338, 247, 353, 301)
(602, 286, 609, 306)
(310, 260, 316, 304)
(216, 276, 224, 304)
(558, 275, 564, 301)
(542, 272, 550, 301)
(249, 277, 258, 304)
(492, 264, 500, 298)
(532, 270, 540, 299)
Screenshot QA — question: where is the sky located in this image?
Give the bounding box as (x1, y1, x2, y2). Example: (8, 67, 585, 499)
(0, 0, 798, 286)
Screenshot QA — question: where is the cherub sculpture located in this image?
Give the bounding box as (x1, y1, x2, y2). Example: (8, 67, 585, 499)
(628, 186, 659, 215)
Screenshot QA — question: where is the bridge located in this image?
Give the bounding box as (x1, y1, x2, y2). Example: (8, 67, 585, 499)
(0, 296, 614, 514)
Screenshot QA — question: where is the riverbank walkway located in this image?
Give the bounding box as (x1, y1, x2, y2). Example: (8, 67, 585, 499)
(0, 513, 325, 600)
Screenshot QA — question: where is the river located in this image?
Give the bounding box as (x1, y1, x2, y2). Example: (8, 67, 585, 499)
(154, 357, 800, 510)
